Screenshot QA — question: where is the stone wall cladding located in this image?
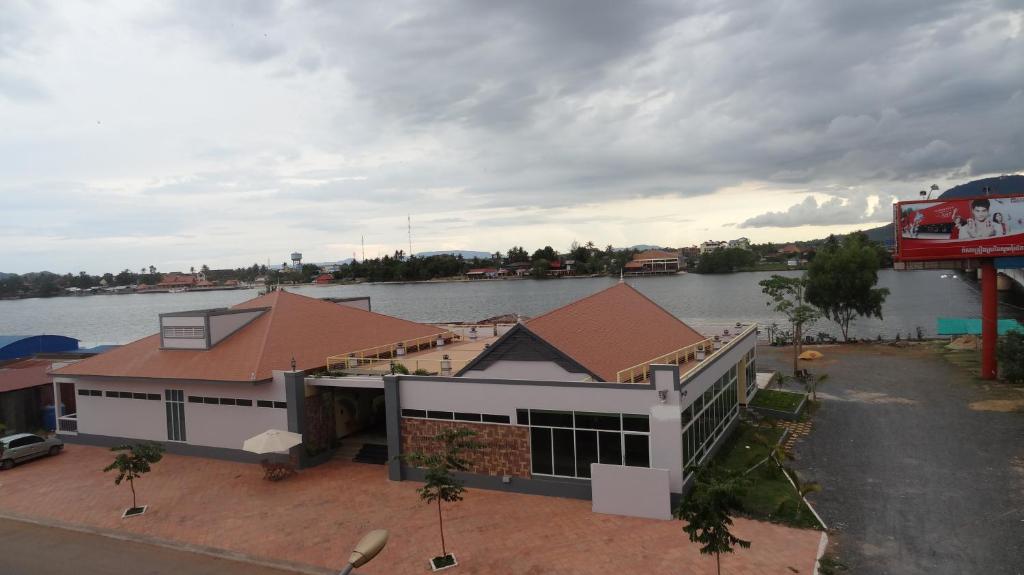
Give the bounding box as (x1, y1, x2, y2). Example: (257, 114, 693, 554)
(304, 389, 336, 454)
(401, 418, 531, 478)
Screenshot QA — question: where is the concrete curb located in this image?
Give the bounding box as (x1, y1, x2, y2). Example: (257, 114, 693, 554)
(0, 510, 334, 575)
(812, 531, 829, 575)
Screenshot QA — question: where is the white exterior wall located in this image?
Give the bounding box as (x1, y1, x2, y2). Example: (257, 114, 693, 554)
(463, 360, 589, 381)
(209, 310, 263, 346)
(400, 324, 758, 494)
(60, 376, 288, 450)
(591, 464, 672, 520)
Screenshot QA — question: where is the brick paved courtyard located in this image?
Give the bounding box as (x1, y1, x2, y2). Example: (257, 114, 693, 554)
(0, 445, 822, 574)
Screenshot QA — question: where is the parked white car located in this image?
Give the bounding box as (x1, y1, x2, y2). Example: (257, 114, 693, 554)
(0, 433, 64, 470)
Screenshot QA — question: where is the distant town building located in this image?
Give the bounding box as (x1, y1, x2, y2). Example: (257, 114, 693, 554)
(466, 268, 500, 279)
(624, 250, 681, 275)
(291, 252, 303, 269)
(727, 237, 751, 250)
(314, 273, 334, 284)
(699, 240, 728, 254)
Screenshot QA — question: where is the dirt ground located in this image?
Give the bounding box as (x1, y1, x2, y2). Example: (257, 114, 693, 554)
(759, 343, 1024, 574)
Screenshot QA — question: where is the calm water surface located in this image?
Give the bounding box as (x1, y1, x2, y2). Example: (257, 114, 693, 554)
(1, 270, 1021, 347)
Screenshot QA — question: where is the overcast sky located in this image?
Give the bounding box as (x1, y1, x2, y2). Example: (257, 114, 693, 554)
(2, 1, 1021, 274)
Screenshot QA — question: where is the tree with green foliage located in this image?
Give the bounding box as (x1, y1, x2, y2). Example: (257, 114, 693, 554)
(675, 466, 751, 575)
(805, 233, 890, 341)
(998, 330, 1024, 383)
(402, 428, 482, 565)
(530, 258, 551, 278)
(103, 443, 164, 512)
(759, 275, 819, 375)
(696, 248, 757, 274)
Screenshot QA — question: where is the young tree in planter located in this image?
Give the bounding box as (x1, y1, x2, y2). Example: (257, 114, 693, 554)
(402, 428, 482, 570)
(103, 443, 164, 516)
(676, 466, 751, 575)
(805, 233, 889, 342)
(759, 275, 819, 375)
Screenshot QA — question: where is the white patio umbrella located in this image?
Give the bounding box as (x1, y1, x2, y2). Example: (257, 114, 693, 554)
(243, 429, 303, 454)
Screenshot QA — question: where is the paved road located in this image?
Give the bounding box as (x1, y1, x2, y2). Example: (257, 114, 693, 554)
(0, 517, 309, 575)
(760, 344, 1024, 575)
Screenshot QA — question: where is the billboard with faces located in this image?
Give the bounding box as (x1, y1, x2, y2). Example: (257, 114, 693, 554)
(894, 194, 1024, 261)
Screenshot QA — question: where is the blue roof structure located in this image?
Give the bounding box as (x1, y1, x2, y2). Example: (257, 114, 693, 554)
(0, 335, 80, 360)
(936, 318, 1023, 336)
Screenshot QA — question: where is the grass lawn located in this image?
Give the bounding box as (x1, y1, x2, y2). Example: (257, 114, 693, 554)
(708, 423, 821, 530)
(750, 389, 805, 412)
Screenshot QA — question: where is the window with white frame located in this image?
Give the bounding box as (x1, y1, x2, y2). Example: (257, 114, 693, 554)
(744, 348, 757, 399)
(680, 364, 740, 480)
(517, 409, 650, 479)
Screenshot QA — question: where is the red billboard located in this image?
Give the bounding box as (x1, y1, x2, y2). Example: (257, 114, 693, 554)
(894, 194, 1024, 261)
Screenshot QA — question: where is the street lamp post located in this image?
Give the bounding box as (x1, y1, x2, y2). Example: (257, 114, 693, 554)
(338, 529, 390, 575)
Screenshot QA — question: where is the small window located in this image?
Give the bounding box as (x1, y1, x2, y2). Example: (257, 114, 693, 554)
(454, 412, 481, 422)
(118, 391, 133, 399)
(516, 409, 529, 425)
(624, 434, 650, 467)
(147, 394, 160, 401)
(257, 400, 273, 408)
(401, 409, 426, 418)
(78, 389, 90, 396)
(132, 393, 147, 400)
(574, 412, 620, 431)
(530, 410, 572, 428)
(481, 414, 510, 424)
(219, 398, 236, 406)
(427, 410, 453, 420)
(91, 390, 103, 397)
(188, 396, 203, 403)
(236, 399, 252, 406)
(203, 397, 218, 404)
(273, 401, 287, 409)
(622, 414, 650, 432)
(105, 391, 118, 398)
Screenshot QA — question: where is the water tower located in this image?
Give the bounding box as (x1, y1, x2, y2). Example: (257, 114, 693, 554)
(291, 252, 302, 270)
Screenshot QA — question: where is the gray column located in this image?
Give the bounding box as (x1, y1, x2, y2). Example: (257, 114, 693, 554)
(383, 375, 403, 481)
(283, 371, 306, 466)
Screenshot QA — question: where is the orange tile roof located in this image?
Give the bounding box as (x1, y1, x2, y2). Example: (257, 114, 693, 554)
(526, 283, 705, 382)
(632, 249, 680, 261)
(54, 290, 444, 382)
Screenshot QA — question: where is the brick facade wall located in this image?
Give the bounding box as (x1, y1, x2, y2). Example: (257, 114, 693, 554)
(401, 418, 531, 479)
(304, 390, 336, 455)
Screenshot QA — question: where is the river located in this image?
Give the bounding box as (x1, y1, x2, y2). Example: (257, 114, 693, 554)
(1, 270, 1022, 347)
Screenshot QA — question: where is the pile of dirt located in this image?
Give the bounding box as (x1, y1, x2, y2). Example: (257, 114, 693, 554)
(946, 335, 979, 350)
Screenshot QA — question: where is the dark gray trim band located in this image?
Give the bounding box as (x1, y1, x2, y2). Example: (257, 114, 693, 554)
(53, 374, 275, 386)
(64, 433, 274, 464)
(394, 373, 655, 391)
(400, 466, 593, 500)
(384, 375, 402, 481)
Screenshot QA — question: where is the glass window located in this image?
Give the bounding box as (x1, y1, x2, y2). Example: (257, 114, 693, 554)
(680, 406, 692, 427)
(147, 394, 160, 400)
(188, 396, 203, 403)
(624, 435, 650, 467)
(575, 430, 598, 478)
(273, 401, 287, 409)
(552, 428, 575, 476)
(235, 398, 253, 407)
(622, 414, 650, 432)
(530, 427, 552, 475)
(531, 410, 573, 428)
(78, 389, 90, 396)
(574, 412, 620, 430)
(516, 409, 529, 425)
(220, 398, 236, 405)
(257, 400, 273, 408)
(481, 414, 510, 424)
(203, 397, 218, 404)
(454, 412, 481, 422)
(91, 390, 102, 396)
(401, 409, 426, 418)
(132, 393, 147, 400)
(427, 410, 453, 420)
(598, 431, 622, 465)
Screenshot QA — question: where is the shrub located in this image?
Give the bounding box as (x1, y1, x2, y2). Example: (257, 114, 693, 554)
(998, 330, 1024, 384)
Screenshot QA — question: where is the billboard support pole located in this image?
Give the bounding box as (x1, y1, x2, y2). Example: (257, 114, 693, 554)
(980, 259, 998, 380)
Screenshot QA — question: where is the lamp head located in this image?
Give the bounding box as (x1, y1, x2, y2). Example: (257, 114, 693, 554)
(349, 529, 389, 568)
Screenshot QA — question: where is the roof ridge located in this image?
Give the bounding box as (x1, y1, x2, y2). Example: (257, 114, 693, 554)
(249, 290, 283, 380)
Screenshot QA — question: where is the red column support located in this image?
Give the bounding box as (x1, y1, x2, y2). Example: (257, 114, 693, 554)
(980, 260, 998, 380)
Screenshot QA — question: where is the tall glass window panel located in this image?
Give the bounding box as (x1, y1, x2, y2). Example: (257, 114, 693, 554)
(552, 428, 575, 476)
(624, 434, 650, 468)
(530, 427, 552, 475)
(575, 430, 598, 478)
(598, 431, 622, 465)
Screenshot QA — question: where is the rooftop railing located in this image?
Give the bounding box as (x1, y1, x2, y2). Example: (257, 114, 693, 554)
(325, 331, 461, 372)
(614, 323, 758, 383)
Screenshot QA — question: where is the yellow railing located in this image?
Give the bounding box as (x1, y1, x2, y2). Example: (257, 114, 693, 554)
(615, 338, 714, 383)
(326, 331, 461, 371)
